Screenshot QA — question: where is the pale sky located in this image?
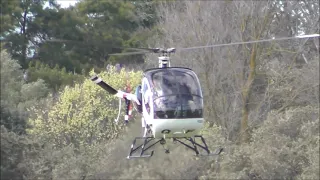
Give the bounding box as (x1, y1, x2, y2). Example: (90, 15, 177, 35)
(56, 0, 78, 8)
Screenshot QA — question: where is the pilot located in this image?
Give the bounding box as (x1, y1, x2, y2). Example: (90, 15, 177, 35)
(179, 81, 197, 114)
(179, 80, 192, 100)
(152, 78, 166, 105)
(152, 78, 172, 118)
(152, 78, 163, 96)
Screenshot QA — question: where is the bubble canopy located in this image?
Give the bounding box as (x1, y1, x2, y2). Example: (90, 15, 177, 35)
(143, 67, 203, 119)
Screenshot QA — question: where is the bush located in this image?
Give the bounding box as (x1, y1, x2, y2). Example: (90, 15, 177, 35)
(0, 51, 50, 134)
(200, 106, 319, 179)
(27, 67, 143, 148)
(0, 126, 27, 180)
(27, 61, 85, 92)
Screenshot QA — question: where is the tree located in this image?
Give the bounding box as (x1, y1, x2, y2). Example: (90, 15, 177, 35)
(146, 0, 319, 143)
(31, 6, 90, 72)
(2, 0, 158, 72)
(199, 106, 319, 179)
(0, 126, 28, 180)
(0, 0, 58, 68)
(0, 50, 49, 134)
(0, 0, 20, 34)
(27, 67, 142, 148)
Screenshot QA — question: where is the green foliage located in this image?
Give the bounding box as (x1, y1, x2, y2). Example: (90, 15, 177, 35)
(70, 0, 145, 68)
(0, 0, 20, 34)
(133, 0, 158, 28)
(32, 6, 89, 72)
(2, 1, 318, 179)
(0, 51, 50, 134)
(1, 0, 52, 68)
(1, 125, 94, 180)
(27, 61, 85, 91)
(1, 0, 158, 72)
(200, 106, 319, 180)
(0, 51, 24, 107)
(27, 67, 142, 148)
(0, 125, 28, 180)
(298, 120, 319, 180)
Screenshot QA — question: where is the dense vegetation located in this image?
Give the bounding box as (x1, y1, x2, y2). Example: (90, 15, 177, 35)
(1, 0, 319, 179)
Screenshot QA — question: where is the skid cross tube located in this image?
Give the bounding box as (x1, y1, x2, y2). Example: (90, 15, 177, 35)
(127, 136, 223, 159)
(173, 137, 200, 155)
(127, 137, 162, 159)
(173, 135, 223, 156)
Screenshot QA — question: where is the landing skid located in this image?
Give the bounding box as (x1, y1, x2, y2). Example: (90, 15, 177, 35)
(127, 137, 162, 159)
(173, 135, 223, 156)
(127, 135, 223, 159)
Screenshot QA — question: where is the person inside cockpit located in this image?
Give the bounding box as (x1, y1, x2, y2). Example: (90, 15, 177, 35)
(178, 80, 197, 114)
(152, 78, 163, 96)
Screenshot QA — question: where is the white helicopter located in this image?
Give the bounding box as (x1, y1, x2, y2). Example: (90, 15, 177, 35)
(91, 47, 220, 159)
(89, 33, 319, 159)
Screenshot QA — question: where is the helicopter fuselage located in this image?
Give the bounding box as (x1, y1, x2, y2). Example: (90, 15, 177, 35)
(134, 67, 205, 139)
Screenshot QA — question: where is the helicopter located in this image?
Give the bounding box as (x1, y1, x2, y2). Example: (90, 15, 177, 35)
(44, 33, 319, 159)
(90, 47, 224, 159)
(89, 33, 319, 159)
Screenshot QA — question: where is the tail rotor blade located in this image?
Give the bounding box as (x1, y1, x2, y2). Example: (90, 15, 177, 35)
(91, 75, 118, 95)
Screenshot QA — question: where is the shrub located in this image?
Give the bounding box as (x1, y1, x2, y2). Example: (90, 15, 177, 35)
(0, 126, 27, 180)
(200, 106, 319, 179)
(0, 51, 50, 134)
(27, 67, 143, 148)
(27, 61, 85, 92)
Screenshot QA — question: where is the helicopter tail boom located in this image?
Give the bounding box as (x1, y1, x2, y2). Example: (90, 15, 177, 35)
(90, 75, 140, 105)
(91, 75, 118, 94)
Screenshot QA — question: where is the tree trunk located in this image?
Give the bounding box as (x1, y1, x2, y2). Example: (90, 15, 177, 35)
(240, 43, 257, 143)
(21, 9, 28, 69)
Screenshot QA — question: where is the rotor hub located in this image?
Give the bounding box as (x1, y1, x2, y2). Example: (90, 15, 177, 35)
(157, 48, 175, 68)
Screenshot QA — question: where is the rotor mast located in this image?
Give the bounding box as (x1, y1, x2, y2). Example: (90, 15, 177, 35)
(155, 48, 176, 68)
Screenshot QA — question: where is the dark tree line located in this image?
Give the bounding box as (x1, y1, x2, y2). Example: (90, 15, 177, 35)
(1, 0, 157, 73)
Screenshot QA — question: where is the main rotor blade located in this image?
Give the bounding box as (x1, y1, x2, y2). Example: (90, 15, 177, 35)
(46, 39, 84, 44)
(178, 34, 320, 51)
(113, 47, 156, 52)
(46, 39, 154, 53)
(109, 51, 152, 56)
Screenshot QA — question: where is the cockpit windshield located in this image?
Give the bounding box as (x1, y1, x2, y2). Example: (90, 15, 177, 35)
(150, 69, 203, 119)
(152, 70, 202, 98)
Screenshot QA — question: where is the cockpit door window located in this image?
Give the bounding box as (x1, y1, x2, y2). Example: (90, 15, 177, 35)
(142, 77, 152, 116)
